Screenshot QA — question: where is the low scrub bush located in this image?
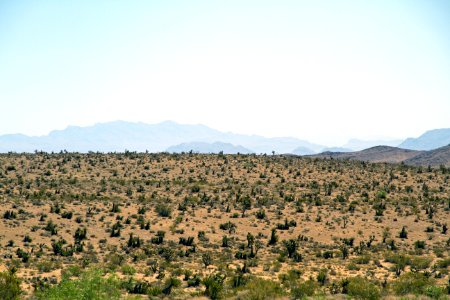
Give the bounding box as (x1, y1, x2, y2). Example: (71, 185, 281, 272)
(291, 280, 317, 299)
(35, 269, 121, 300)
(346, 276, 381, 300)
(391, 272, 434, 296)
(239, 277, 284, 300)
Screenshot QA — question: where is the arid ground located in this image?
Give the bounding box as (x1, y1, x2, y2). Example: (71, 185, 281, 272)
(0, 152, 449, 299)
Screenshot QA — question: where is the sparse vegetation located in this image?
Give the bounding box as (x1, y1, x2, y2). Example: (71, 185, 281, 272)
(0, 152, 448, 298)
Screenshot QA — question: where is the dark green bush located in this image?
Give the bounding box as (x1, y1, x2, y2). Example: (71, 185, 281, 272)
(3, 210, 17, 220)
(162, 277, 181, 295)
(316, 269, 328, 286)
(74, 227, 87, 242)
(155, 203, 171, 217)
(203, 273, 226, 299)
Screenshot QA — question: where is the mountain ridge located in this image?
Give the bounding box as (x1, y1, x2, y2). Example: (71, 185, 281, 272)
(0, 121, 324, 154)
(1, 122, 449, 165)
(166, 141, 253, 154)
(399, 128, 450, 150)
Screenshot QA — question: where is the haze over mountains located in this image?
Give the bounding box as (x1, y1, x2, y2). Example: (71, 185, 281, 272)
(399, 128, 450, 150)
(0, 121, 449, 165)
(342, 139, 403, 151)
(166, 142, 253, 155)
(0, 121, 324, 154)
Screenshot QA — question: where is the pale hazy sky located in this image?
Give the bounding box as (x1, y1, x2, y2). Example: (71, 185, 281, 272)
(1, 0, 449, 145)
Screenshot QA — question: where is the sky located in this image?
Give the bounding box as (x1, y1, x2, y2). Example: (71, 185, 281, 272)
(1, 0, 450, 146)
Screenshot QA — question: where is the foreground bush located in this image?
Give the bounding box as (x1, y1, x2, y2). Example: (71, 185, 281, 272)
(239, 277, 285, 299)
(290, 280, 317, 299)
(391, 272, 435, 296)
(203, 273, 226, 299)
(424, 285, 447, 299)
(0, 269, 22, 300)
(346, 276, 381, 300)
(35, 269, 122, 300)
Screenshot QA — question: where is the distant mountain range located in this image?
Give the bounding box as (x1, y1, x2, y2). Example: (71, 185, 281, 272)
(399, 128, 450, 150)
(0, 121, 324, 154)
(0, 121, 449, 166)
(166, 142, 253, 154)
(291, 146, 316, 155)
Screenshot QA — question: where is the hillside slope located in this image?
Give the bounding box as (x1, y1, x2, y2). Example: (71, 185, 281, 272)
(311, 146, 422, 164)
(403, 145, 450, 167)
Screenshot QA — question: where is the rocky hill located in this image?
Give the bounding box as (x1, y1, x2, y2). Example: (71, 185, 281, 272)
(311, 146, 421, 164)
(403, 145, 450, 167)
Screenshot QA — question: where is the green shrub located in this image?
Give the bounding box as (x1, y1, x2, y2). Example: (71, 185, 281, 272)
(279, 269, 302, 287)
(240, 277, 284, 300)
(424, 285, 446, 299)
(391, 272, 434, 295)
(61, 265, 83, 278)
(316, 269, 327, 286)
(0, 269, 22, 300)
(384, 252, 410, 276)
(435, 257, 450, 269)
(162, 277, 181, 295)
(121, 277, 150, 295)
(147, 284, 163, 296)
(414, 240, 426, 249)
(36, 260, 61, 273)
(35, 269, 121, 300)
(255, 209, 266, 220)
(346, 277, 381, 300)
(121, 264, 136, 275)
(291, 280, 317, 299)
(74, 227, 87, 242)
(203, 273, 226, 299)
(347, 263, 360, 271)
(3, 210, 17, 220)
(353, 254, 371, 264)
(155, 203, 171, 217)
(409, 256, 432, 272)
